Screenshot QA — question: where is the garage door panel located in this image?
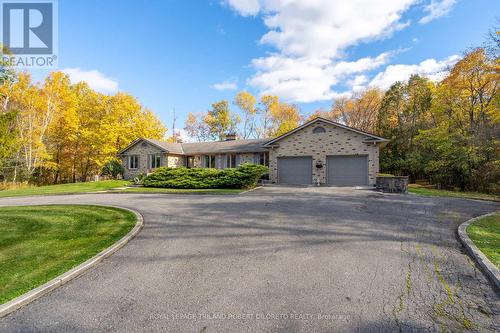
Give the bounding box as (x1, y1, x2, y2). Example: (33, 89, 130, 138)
(278, 157, 312, 185)
(327, 155, 368, 186)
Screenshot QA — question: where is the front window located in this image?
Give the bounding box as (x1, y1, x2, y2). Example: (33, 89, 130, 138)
(149, 153, 161, 169)
(259, 152, 269, 167)
(187, 156, 194, 168)
(226, 154, 236, 168)
(129, 155, 139, 169)
(204, 155, 216, 168)
(313, 126, 326, 134)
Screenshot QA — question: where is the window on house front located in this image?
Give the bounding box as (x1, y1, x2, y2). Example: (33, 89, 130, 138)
(226, 154, 236, 168)
(149, 153, 161, 169)
(129, 155, 139, 169)
(187, 156, 194, 168)
(259, 152, 269, 167)
(313, 126, 326, 134)
(204, 155, 216, 168)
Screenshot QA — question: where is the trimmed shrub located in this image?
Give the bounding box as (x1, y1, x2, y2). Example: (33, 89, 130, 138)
(101, 159, 124, 179)
(143, 163, 268, 189)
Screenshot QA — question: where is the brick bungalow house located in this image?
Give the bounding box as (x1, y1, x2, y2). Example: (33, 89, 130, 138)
(118, 117, 388, 186)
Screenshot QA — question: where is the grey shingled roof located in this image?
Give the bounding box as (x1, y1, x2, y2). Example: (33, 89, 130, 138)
(181, 139, 269, 154)
(146, 139, 185, 154)
(120, 138, 270, 155)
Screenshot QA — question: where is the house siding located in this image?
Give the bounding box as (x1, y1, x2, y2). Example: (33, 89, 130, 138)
(121, 141, 166, 179)
(119, 120, 384, 184)
(268, 120, 379, 186)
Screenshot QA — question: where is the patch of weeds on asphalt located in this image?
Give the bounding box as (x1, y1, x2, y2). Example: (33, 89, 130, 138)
(393, 241, 477, 331)
(429, 246, 475, 331)
(406, 269, 412, 296)
(433, 261, 454, 303)
(392, 241, 408, 329)
(392, 292, 405, 329)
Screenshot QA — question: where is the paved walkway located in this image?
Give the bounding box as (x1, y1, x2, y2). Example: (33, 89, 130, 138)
(0, 187, 498, 332)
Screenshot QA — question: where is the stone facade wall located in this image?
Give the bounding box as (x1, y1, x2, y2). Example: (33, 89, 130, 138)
(167, 154, 185, 168)
(121, 140, 166, 179)
(120, 126, 380, 184)
(268, 120, 380, 185)
(122, 141, 265, 179)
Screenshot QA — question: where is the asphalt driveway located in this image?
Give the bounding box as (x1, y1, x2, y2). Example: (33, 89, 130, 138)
(0, 187, 499, 332)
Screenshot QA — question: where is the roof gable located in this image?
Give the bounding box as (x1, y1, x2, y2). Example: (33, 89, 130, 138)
(263, 117, 388, 146)
(118, 138, 174, 155)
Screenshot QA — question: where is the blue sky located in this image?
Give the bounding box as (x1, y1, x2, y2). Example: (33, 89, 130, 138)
(28, 0, 499, 135)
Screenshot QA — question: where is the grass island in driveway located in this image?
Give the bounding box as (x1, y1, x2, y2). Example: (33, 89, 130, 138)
(467, 212, 500, 268)
(0, 180, 130, 198)
(0, 205, 136, 304)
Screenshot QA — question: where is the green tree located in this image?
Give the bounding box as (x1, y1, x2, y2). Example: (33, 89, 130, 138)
(378, 75, 433, 180)
(0, 111, 18, 170)
(101, 159, 124, 179)
(204, 100, 240, 140)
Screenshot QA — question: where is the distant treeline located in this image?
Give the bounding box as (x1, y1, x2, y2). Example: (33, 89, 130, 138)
(183, 36, 498, 193)
(1, 30, 498, 192)
(0, 71, 165, 184)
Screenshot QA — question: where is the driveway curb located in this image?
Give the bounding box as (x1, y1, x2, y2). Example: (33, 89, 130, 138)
(239, 186, 263, 194)
(0, 205, 144, 318)
(457, 212, 500, 290)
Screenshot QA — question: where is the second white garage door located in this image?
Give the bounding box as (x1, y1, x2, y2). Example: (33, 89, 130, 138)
(278, 156, 312, 185)
(327, 155, 368, 186)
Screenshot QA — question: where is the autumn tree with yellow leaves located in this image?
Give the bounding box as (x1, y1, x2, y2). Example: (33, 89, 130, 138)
(0, 71, 166, 184)
(234, 91, 257, 139)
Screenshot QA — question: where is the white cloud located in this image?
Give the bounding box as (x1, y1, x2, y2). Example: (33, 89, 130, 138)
(224, 0, 261, 16)
(224, 0, 457, 103)
(224, 1, 418, 102)
(348, 75, 369, 93)
(369, 55, 460, 90)
(61, 68, 118, 94)
(229, 0, 416, 58)
(248, 51, 393, 103)
(419, 0, 456, 24)
(212, 79, 238, 91)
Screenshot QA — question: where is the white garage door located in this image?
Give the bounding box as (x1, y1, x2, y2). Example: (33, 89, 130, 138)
(327, 155, 368, 186)
(278, 157, 312, 185)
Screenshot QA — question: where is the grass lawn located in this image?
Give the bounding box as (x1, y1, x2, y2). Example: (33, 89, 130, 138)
(467, 212, 500, 268)
(408, 185, 500, 202)
(109, 187, 245, 194)
(0, 180, 130, 198)
(0, 205, 137, 304)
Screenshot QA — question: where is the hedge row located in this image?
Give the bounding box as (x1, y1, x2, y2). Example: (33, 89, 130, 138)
(143, 163, 268, 189)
